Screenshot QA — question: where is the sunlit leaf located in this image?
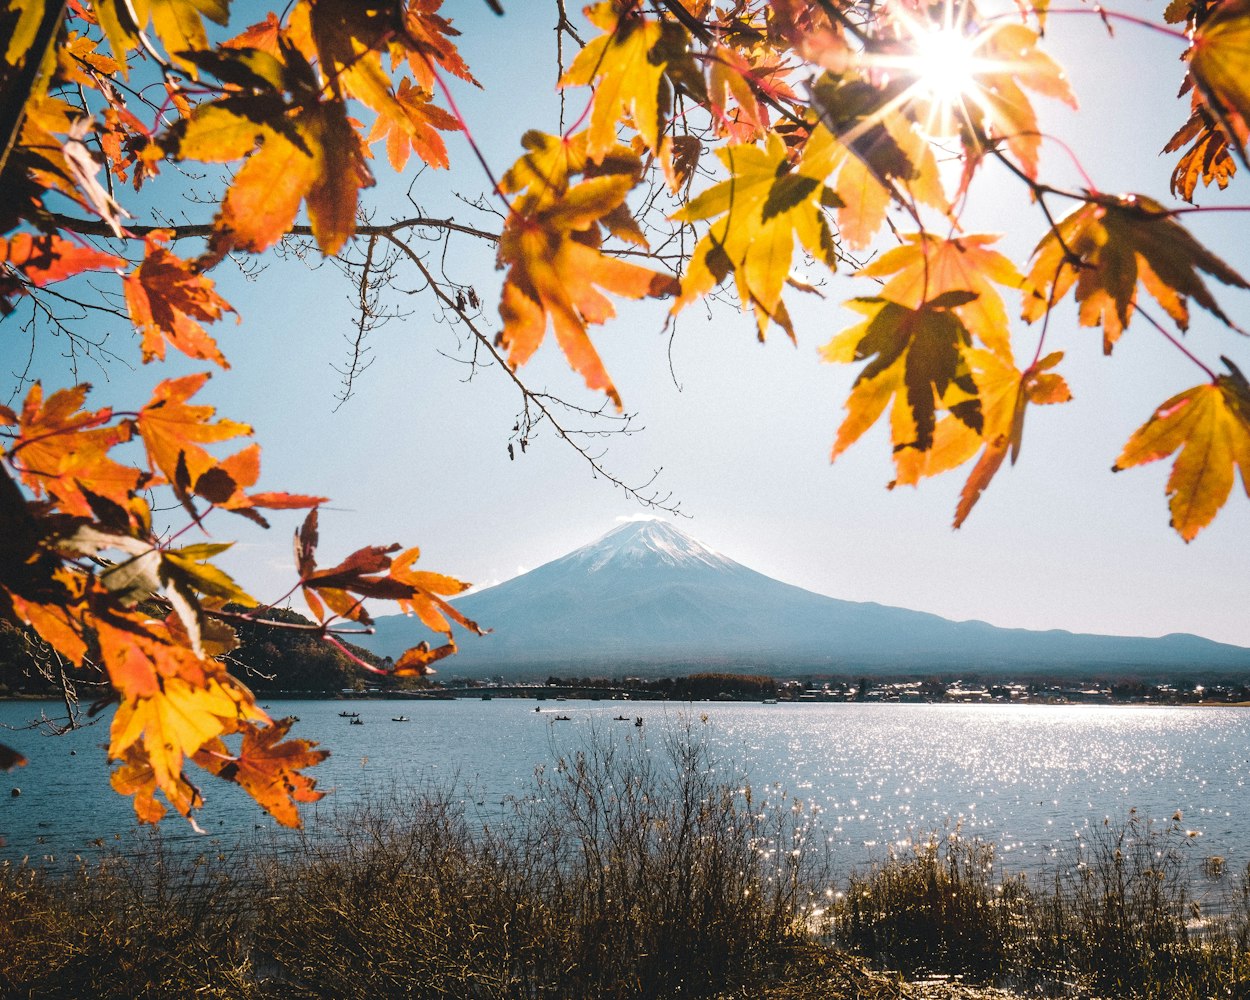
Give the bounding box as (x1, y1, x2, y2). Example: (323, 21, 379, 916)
(124, 230, 234, 367)
(497, 131, 678, 408)
(1114, 364, 1250, 541)
(7, 383, 141, 517)
(823, 292, 982, 457)
(560, 1, 671, 160)
(1023, 196, 1250, 352)
(858, 233, 1025, 358)
(194, 717, 327, 827)
(674, 128, 841, 338)
(135, 373, 251, 506)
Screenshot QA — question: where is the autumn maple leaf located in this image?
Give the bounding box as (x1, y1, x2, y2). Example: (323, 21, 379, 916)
(389, 547, 482, 638)
(857, 233, 1026, 359)
(109, 672, 260, 799)
(0, 232, 124, 290)
(368, 77, 461, 171)
(823, 292, 983, 457)
(1024, 196, 1250, 353)
(194, 717, 328, 828)
(961, 23, 1075, 180)
(224, 12, 284, 55)
(6, 382, 142, 516)
(809, 83, 948, 249)
(400, 0, 480, 91)
(1164, 101, 1244, 203)
(1188, 0, 1250, 166)
(1114, 363, 1250, 542)
(172, 55, 374, 258)
(952, 350, 1071, 527)
(497, 131, 678, 408)
(94, 0, 230, 73)
(674, 128, 842, 339)
(111, 742, 204, 825)
(294, 509, 413, 624)
(135, 373, 251, 505)
(124, 230, 235, 368)
(560, 1, 671, 160)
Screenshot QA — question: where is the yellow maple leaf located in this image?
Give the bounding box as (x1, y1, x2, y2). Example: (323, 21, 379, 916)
(823, 292, 983, 459)
(858, 232, 1025, 359)
(110, 673, 262, 799)
(1114, 369, 1250, 541)
(674, 128, 842, 339)
(560, 1, 669, 160)
(950, 349, 1071, 526)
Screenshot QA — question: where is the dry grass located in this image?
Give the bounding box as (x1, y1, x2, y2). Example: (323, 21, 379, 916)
(0, 723, 827, 999)
(834, 813, 1250, 998)
(4, 732, 1250, 999)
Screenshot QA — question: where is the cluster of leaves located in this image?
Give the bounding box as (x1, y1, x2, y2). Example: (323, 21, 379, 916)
(2, 0, 1250, 825)
(0, 0, 484, 827)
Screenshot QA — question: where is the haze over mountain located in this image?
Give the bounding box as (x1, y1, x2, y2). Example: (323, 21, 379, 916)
(356, 520, 1250, 679)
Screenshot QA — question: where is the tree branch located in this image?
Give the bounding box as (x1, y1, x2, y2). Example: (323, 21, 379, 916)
(381, 231, 684, 514)
(48, 213, 500, 245)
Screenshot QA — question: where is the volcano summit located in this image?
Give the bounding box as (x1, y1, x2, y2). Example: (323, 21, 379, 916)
(355, 520, 1250, 679)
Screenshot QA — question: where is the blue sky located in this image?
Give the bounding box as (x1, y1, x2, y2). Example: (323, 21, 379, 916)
(5, 1, 1249, 650)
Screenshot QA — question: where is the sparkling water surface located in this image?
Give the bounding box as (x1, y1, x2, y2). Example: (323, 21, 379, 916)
(2, 699, 1247, 878)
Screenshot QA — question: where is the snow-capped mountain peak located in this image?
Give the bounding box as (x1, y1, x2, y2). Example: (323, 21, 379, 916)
(564, 519, 736, 573)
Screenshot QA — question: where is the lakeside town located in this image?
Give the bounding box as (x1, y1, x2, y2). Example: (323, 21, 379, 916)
(336, 672, 1250, 706)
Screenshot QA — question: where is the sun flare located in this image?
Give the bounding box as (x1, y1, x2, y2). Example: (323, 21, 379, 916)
(908, 24, 981, 106)
(852, 0, 997, 139)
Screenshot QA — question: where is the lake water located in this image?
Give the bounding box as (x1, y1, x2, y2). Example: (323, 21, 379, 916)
(3, 699, 1248, 886)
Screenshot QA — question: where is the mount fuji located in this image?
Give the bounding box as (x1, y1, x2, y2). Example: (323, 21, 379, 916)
(355, 520, 1250, 678)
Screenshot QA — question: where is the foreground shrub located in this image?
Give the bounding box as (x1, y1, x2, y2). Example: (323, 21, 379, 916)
(0, 839, 253, 999)
(836, 827, 1031, 979)
(835, 812, 1250, 998)
(0, 723, 825, 999)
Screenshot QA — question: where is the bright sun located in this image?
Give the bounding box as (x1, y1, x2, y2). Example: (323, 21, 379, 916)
(908, 25, 980, 106)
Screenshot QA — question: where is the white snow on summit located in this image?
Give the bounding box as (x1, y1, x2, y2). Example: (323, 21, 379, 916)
(565, 519, 736, 572)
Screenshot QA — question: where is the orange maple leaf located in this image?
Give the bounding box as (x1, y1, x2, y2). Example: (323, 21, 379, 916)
(110, 742, 204, 825)
(124, 230, 235, 368)
(399, 0, 479, 91)
(223, 11, 283, 54)
(194, 717, 327, 828)
(214, 99, 373, 257)
(135, 373, 251, 505)
(389, 547, 482, 638)
(497, 131, 678, 408)
(0, 232, 124, 287)
(189, 443, 325, 525)
(95, 610, 212, 701)
(368, 77, 460, 171)
(7, 382, 142, 516)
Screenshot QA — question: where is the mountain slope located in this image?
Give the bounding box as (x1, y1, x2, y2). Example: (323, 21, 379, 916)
(356, 520, 1250, 678)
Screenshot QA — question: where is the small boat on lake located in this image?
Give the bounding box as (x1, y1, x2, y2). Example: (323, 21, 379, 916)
(554, 715, 571, 721)
(339, 710, 360, 718)
(349, 717, 364, 725)
(391, 715, 410, 722)
(613, 715, 630, 721)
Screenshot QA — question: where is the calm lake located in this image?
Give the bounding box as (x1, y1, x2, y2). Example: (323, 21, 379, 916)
(3, 699, 1249, 883)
